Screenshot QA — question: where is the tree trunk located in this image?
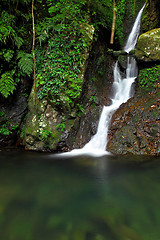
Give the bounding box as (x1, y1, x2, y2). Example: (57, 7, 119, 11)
(32, 0, 36, 107)
(110, 0, 116, 45)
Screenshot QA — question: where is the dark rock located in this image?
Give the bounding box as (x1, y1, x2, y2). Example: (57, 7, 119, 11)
(113, 50, 127, 57)
(107, 89, 160, 155)
(0, 84, 28, 147)
(118, 55, 128, 70)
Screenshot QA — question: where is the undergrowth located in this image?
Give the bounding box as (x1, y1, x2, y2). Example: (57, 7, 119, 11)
(138, 65, 160, 91)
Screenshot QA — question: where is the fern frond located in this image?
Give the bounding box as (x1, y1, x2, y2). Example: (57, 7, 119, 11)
(3, 50, 14, 62)
(14, 36, 24, 49)
(0, 72, 16, 98)
(17, 51, 34, 76)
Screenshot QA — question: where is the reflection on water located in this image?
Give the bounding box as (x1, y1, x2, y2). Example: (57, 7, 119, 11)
(0, 148, 160, 240)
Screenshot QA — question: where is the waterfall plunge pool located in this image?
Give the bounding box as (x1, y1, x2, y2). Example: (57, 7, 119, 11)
(0, 148, 160, 240)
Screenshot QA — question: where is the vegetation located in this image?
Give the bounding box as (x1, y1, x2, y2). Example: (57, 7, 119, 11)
(138, 65, 160, 90)
(0, 111, 19, 136)
(0, 0, 139, 101)
(35, 0, 91, 112)
(0, 0, 33, 98)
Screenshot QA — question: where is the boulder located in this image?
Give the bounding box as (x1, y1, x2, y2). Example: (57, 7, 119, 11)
(107, 90, 160, 155)
(135, 28, 160, 62)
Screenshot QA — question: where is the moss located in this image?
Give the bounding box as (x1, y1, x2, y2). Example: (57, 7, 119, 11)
(136, 28, 160, 61)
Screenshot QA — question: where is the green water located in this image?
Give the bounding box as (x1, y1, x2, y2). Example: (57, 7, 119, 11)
(0, 149, 160, 240)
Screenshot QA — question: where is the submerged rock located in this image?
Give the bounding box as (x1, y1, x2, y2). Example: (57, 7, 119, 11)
(135, 28, 160, 62)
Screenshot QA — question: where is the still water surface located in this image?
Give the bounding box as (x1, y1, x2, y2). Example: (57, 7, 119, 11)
(0, 148, 160, 240)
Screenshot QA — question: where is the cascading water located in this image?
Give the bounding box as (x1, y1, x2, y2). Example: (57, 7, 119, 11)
(124, 4, 146, 53)
(59, 4, 145, 157)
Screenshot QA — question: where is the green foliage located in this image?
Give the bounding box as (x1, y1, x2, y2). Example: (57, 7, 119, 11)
(0, 0, 146, 102)
(17, 51, 34, 76)
(89, 0, 112, 30)
(89, 95, 97, 107)
(56, 123, 66, 132)
(0, 111, 4, 117)
(1, 49, 14, 62)
(0, 11, 15, 44)
(116, 0, 126, 44)
(89, 0, 137, 45)
(0, 72, 16, 98)
(11, 124, 19, 131)
(0, 121, 19, 136)
(77, 104, 85, 116)
(35, 0, 91, 111)
(0, 124, 10, 135)
(138, 65, 160, 90)
(0, 0, 33, 99)
(41, 129, 52, 141)
(14, 36, 24, 49)
(115, 0, 140, 45)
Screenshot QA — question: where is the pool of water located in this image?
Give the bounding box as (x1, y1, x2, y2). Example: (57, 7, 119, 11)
(0, 148, 160, 240)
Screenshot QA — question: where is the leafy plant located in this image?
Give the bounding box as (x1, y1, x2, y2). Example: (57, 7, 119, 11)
(17, 51, 34, 76)
(0, 124, 10, 135)
(138, 65, 160, 90)
(35, 0, 91, 112)
(0, 3, 34, 99)
(41, 129, 52, 141)
(11, 124, 19, 130)
(0, 111, 4, 117)
(3, 49, 14, 62)
(0, 72, 16, 98)
(0, 11, 15, 44)
(56, 123, 66, 132)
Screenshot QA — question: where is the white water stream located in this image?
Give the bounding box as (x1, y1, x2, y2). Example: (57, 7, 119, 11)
(59, 4, 145, 157)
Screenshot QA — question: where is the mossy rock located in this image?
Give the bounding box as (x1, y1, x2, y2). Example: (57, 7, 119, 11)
(135, 28, 160, 62)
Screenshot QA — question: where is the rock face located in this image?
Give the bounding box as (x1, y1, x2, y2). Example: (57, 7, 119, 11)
(0, 85, 28, 147)
(142, 0, 160, 32)
(23, 26, 115, 151)
(23, 23, 99, 151)
(135, 28, 160, 62)
(107, 26, 160, 156)
(107, 88, 160, 156)
(71, 37, 114, 149)
(24, 94, 76, 151)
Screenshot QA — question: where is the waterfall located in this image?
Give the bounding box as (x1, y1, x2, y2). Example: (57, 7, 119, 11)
(124, 4, 146, 53)
(59, 4, 145, 157)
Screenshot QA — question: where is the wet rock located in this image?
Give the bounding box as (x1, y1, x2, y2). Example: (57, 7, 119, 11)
(24, 95, 77, 151)
(135, 28, 160, 62)
(118, 55, 128, 70)
(113, 50, 127, 57)
(23, 25, 115, 152)
(23, 23, 95, 151)
(107, 90, 160, 155)
(0, 85, 28, 147)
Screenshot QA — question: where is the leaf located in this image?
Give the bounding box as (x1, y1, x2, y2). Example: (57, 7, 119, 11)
(3, 50, 14, 62)
(0, 72, 16, 98)
(17, 51, 34, 76)
(14, 36, 24, 49)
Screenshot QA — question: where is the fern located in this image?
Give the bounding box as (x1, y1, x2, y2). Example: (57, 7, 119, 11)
(0, 72, 16, 98)
(3, 49, 14, 62)
(17, 51, 34, 76)
(14, 36, 24, 49)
